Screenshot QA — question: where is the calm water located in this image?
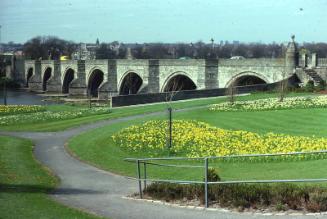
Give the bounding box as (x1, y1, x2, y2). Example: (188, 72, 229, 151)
(0, 90, 54, 105)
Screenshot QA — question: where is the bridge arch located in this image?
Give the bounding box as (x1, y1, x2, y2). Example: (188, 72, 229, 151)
(26, 67, 33, 87)
(42, 67, 52, 91)
(88, 68, 104, 97)
(225, 72, 269, 88)
(62, 68, 75, 94)
(118, 71, 143, 95)
(161, 72, 197, 92)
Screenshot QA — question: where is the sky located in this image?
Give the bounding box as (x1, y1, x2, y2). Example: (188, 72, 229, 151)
(0, 0, 326, 44)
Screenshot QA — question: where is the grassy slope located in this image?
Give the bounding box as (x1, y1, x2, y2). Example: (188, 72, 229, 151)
(0, 136, 103, 219)
(0, 92, 310, 132)
(68, 104, 327, 182)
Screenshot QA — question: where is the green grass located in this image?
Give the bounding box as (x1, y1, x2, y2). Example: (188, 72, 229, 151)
(0, 92, 311, 132)
(0, 135, 103, 219)
(68, 104, 327, 183)
(174, 108, 327, 137)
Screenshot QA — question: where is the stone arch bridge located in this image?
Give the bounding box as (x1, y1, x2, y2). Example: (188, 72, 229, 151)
(20, 57, 293, 99)
(17, 40, 299, 99)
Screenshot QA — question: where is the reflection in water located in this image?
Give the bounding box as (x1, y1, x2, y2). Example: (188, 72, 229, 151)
(0, 90, 54, 105)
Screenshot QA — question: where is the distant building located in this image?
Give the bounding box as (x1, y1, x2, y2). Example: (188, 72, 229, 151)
(71, 43, 98, 60)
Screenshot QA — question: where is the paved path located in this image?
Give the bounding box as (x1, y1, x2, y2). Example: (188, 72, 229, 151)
(0, 110, 324, 219)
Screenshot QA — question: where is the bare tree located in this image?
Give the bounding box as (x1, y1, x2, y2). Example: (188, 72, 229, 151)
(279, 71, 288, 102)
(164, 77, 182, 152)
(226, 80, 237, 104)
(165, 77, 182, 104)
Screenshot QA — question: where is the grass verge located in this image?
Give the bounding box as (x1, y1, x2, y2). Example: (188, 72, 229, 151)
(0, 92, 311, 132)
(0, 135, 103, 219)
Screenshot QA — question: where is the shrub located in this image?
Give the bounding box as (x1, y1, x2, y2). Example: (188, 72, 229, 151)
(207, 168, 221, 182)
(306, 190, 327, 212)
(273, 184, 306, 210)
(305, 80, 314, 92)
(144, 182, 327, 212)
(316, 80, 326, 92)
(275, 202, 287, 211)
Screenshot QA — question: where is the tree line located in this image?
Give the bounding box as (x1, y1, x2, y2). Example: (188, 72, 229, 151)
(20, 36, 327, 60)
(23, 36, 77, 60)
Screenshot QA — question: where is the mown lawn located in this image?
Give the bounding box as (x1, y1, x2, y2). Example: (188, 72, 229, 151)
(0, 92, 311, 132)
(0, 136, 103, 219)
(68, 100, 327, 183)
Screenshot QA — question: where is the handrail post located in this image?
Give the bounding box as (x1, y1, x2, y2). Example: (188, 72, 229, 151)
(137, 159, 142, 198)
(143, 162, 147, 190)
(204, 157, 209, 208)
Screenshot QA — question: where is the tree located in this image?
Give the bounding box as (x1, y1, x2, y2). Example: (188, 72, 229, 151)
(278, 71, 288, 102)
(164, 77, 183, 152)
(23, 37, 46, 59)
(23, 36, 77, 60)
(226, 80, 237, 104)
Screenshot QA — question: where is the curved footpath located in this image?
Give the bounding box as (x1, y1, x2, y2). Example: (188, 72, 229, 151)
(0, 110, 324, 219)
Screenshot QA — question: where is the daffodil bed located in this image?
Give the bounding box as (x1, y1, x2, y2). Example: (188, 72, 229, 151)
(0, 107, 111, 126)
(0, 105, 45, 115)
(112, 120, 327, 158)
(209, 96, 327, 112)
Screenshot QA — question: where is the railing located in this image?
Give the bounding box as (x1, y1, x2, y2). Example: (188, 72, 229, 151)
(124, 150, 327, 208)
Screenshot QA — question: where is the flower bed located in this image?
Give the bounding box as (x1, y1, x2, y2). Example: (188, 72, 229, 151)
(0, 105, 45, 116)
(0, 107, 111, 126)
(112, 120, 327, 158)
(209, 96, 327, 112)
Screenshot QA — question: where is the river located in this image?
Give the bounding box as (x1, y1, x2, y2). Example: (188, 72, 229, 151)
(0, 90, 55, 105)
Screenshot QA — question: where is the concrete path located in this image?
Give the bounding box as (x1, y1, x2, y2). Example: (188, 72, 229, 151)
(0, 110, 324, 219)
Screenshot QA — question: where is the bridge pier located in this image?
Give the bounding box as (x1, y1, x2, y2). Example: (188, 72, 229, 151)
(46, 61, 62, 93)
(69, 60, 87, 97)
(204, 59, 218, 89)
(28, 60, 43, 91)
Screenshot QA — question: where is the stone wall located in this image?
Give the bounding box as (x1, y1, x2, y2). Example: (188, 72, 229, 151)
(111, 83, 279, 107)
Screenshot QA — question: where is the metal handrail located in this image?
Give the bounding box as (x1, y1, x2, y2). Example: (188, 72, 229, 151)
(125, 150, 327, 208)
(124, 150, 327, 162)
(127, 177, 327, 185)
(140, 161, 203, 168)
